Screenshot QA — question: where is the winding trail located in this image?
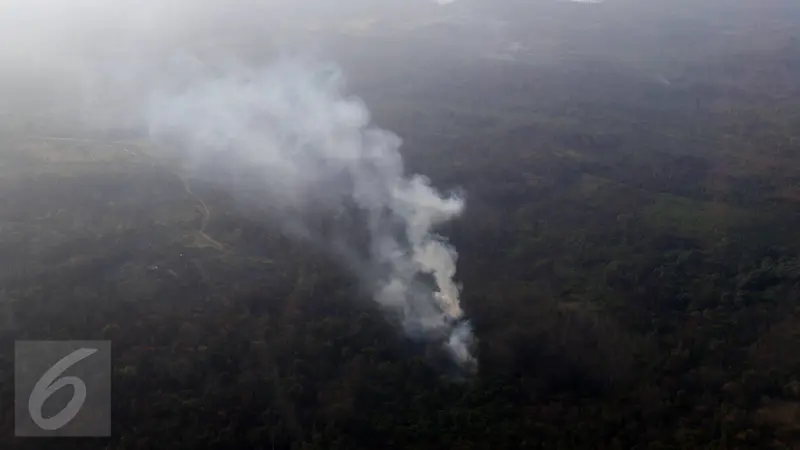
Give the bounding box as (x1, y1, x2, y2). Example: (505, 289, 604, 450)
(26, 135, 227, 252)
(178, 174, 226, 252)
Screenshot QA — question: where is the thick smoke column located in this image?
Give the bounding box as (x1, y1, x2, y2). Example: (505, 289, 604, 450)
(0, 0, 475, 369)
(147, 58, 475, 368)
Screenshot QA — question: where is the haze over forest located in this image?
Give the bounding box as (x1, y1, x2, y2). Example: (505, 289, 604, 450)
(2, 0, 800, 448)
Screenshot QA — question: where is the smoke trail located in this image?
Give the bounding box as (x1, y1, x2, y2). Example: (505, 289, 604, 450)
(0, 0, 476, 369)
(146, 57, 475, 369)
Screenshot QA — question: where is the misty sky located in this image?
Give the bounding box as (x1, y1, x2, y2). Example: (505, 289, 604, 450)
(0, 0, 797, 121)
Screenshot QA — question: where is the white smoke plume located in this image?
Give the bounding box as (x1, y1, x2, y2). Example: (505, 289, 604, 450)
(147, 57, 475, 367)
(0, 0, 476, 368)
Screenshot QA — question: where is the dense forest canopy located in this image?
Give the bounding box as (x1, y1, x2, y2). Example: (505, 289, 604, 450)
(2, 0, 800, 448)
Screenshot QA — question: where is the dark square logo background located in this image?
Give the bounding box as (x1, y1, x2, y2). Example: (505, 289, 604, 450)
(15, 341, 111, 437)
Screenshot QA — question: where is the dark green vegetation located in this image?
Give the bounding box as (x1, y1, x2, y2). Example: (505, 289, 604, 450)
(4, 3, 800, 449)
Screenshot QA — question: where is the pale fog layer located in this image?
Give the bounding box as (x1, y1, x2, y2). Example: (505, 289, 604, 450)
(1, 0, 796, 370)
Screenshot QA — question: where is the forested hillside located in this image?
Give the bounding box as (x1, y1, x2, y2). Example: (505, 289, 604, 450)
(3, 1, 800, 448)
